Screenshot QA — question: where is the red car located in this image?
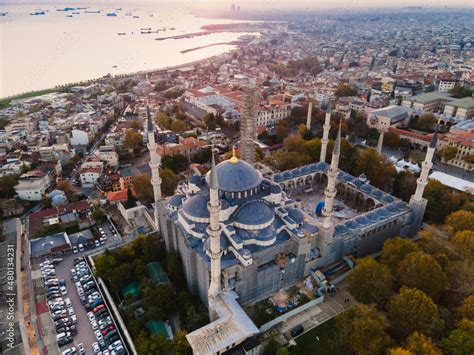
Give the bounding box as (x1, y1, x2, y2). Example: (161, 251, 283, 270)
(101, 325, 115, 336)
(93, 304, 105, 313)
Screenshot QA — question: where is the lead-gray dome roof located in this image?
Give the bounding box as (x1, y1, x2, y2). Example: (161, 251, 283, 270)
(207, 158, 262, 192)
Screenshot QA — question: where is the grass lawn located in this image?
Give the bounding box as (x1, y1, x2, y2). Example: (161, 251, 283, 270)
(289, 318, 349, 355)
(0, 88, 59, 108)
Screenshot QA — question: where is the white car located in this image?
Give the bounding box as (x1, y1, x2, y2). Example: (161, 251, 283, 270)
(91, 320, 98, 330)
(94, 330, 103, 341)
(60, 286, 67, 295)
(67, 307, 75, 316)
(78, 244, 84, 252)
(78, 343, 85, 354)
(62, 347, 76, 355)
(95, 240, 101, 248)
(72, 246, 79, 254)
(92, 342, 101, 354)
(99, 237, 107, 245)
(64, 298, 72, 308)
(71, 314, 78, 324)
(87, 311, 95, 322)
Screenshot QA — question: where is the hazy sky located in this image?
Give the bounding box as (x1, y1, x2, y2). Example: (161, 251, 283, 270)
(0, 0, 472, 8)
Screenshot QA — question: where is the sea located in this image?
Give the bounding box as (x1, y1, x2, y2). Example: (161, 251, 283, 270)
(0, 2, 255, 98)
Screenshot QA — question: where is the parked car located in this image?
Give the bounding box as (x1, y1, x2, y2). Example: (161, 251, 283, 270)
(78, 343, 86, 354)
(72, 246, 79, 253)
(61, 347, 76, 355)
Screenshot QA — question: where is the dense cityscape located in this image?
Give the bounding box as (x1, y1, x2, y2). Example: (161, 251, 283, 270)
(0, 4, 473, 355)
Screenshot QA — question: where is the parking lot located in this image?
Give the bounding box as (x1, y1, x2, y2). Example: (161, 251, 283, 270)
(33, 220, 126, 354)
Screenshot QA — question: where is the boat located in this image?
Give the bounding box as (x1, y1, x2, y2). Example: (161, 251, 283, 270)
(30, 11, 46, 15)
(117, 32, 126, 35)
(66, 15, 73, 17)
(106, 12, 117, 17)
(140, 27, 151, 30)
(169, 27, 176, 30)
(113, 65, 118, 68)
(72, 12, 80, 14)
(85, 10, 100, 14)
(133, 15, 139, 18)
(0, 12, 7, 16)
(125, 12, 132, 16)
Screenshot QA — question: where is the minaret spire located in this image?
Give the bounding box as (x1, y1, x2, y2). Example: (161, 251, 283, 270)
(207, 148, 222, 314)
(412, 129, 437, 202)
(320, 100, 332, 162)
(376, 130, 384, 154)
(147, 106, 162, 231)
(319, 122, 341, 258)
(306, 101, 313, 131)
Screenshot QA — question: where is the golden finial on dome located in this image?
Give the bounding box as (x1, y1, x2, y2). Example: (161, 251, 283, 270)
(229, 145, 239, 164)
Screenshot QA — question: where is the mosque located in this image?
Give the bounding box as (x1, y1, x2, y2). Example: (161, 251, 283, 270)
(146, 104, 435, 354)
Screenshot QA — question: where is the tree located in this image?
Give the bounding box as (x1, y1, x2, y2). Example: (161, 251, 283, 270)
(424, 180, 464, 224)
(348, 257, 393, 305)
(336, 83, 358, 97)
(457, 296, 474, 320)
(393, 171, 417, 202)
(387, 287, 444, 338)
(160, 168, 178, 197)
(125, 187, 136, 209)
(397, 252, 447, 299)
(162, 154, 189, 173)
(130, 119, 143, 130)
(380, 237, 420, 273)
(283, 134, 306, 153)
(171, 119, 186, 133)
(441, 146, 458, 162)
(262, 336, 289, 355)
(303, 139, 322, 162)
(123, 129, 143, 153)
(445, 211, 474, 233)
(91, 207, 105, 221)
(384, 132, 402, 148)
(134, 174, 154, 203)
(450, 84, 473, 99)
(336, 303, 393, 355)
(0, 174, 19, 198)
(56, 180, 76, 201)
(405, 332, 442, 355)
(442, 329, 474, 355)
(173, 330, 192, 354)
(452, 231, 474, 259)
(415, 114, 437, 132)
(263, 150, 311, 171)
(156, 113, 172, 130)
(353, 148, 397, 191)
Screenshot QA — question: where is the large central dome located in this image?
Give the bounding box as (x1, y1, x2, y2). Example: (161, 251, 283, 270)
(206, 157, 262, 192)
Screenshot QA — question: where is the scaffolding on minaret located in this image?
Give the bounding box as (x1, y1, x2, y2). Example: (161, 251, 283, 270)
(239, 85, 257, 165)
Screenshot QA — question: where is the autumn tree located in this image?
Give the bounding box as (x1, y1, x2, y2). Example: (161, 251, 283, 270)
(457, 296, 474, 320)
(441, 329, 474, 355)
(441, 146, 458, 162)
(348, 257, 393, 305)
(397, 252, 447, 299)
(384, 131, 402, 148)
(123, 129, 143, 153)
(134, 174, 154, 203)
(263, 150, 311, 171)
(336, 303, 393, 355)
(353, 148, 397, 191)
(171, 119, 186, 133)
(380, 237, 420, 273)
(130, 119, 143, 130)
(387, 287, 444, 338)
(302, 139, 322, 162)
(451, 230, 474, 259)
(404, 332, 441, 355)
(56, 180, 76, 201)
(336, 83, 358, 97)
(283, 134, 306, 153)
(415, 113, 437, 132)
(424, 180, 463, 224)
(445, 210, 474, 233)
(156, 113, 172, 130)
(173, 330, 192, 354)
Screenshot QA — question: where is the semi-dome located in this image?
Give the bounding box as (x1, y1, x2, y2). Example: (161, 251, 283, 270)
(183, 193, 210, 219)
(208, 157, 262, 192)
(234, 200, 274, 226)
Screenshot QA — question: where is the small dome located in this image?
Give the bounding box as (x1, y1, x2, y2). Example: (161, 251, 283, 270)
(169, 194, 185, 207)
(234, 201, 274, 226)
(182, 193, 209, 219)
(381, 194, 394, 203)
(287, 208, 304, 224)
(208, 158, 262, 192)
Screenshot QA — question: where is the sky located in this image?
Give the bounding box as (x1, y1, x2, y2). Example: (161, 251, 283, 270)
(0, 0, 472, 8)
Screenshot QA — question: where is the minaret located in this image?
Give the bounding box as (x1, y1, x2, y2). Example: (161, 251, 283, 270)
(319, 122, 341, 259)
(320, 101, 332, 163)
(207, 150, 222, 313)
(306, 101, 313, 131)
(240, 85, 257, 165)
(405, 131, 437, 236)
(376, 131, 384, 154)
(147, 107, 162, 232)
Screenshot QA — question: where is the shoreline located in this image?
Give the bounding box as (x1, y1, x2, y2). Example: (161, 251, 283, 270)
(0, 47, 239, 102)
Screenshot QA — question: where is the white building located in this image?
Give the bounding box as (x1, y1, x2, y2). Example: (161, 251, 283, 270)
(14, 170, 51, 201)
(96, 145, 119, 167)
(79, 160, 104, 188)
(70, 129, 90, 146)
(438, 79, 457, 93)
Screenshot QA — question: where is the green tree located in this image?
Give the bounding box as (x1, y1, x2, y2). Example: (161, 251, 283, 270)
(450, 84, 473, 99)
(125, 187, 136, 209)
(397, 252, 447, 299)
(348, 257, 393, 305)
(457, 296, 474, 320)
(336, 83, 358, 97)
(336, 303, 393, 355)
(160, 168, 178, 197)
(424, 180, 463, 224)
(442, 329, 474, 355)
(393, 171, 417, 202)
(173, 330, 192, 354)
(91, 207, 105, 221)
(353, 148, 397, 191)
(0, 174, 19, 198)
(162, 154, 189, 173)
(387, 287, 444, 338)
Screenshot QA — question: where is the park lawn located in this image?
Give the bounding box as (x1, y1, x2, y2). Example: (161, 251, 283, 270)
(289, 318, 348, 355)
(0, 88, 59, 108)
